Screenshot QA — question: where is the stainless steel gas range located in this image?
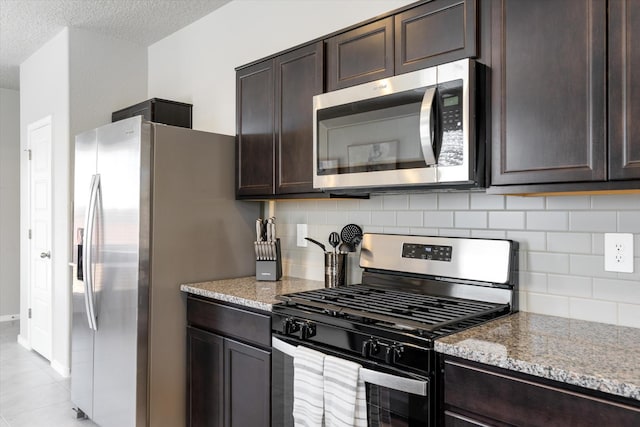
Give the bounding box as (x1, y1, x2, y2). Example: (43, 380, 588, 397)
(271, 233, 519, 427)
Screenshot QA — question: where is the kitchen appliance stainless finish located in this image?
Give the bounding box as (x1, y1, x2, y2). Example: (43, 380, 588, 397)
(313, 58, 479, 191)
(71, 117, 259, 427)
(271, 233, 518, 426)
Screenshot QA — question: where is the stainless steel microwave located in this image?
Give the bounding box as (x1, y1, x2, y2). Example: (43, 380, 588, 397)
(313, 58, 481, 191)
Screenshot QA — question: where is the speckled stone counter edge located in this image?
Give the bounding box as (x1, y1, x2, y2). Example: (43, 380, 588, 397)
(180, 284, 273, 311)
(435, 330, 640, 401)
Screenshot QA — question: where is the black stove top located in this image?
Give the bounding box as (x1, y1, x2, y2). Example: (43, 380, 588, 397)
(275, 284, 511, 337)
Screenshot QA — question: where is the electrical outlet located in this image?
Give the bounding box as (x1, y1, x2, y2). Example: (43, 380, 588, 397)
(604, 233, 634, 273)
(297, 224, 308, 247)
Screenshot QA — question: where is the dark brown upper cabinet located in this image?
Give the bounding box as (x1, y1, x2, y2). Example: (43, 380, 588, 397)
(609, 0, 640, 181)
(236, 42, 323, 198)
(326, 17, 394, 91)
(236, 61, 275, 197)
(395, 0, 477, 75)
(275, 42, 324, 195)
(490, 0, 607, 187)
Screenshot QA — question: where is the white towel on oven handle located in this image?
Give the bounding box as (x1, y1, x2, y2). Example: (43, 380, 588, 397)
(323, 355, 367, 427)
(292, 345, 325, 427)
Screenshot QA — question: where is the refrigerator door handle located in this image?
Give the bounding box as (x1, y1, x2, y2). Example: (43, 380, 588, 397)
(82, 174, 100, 331)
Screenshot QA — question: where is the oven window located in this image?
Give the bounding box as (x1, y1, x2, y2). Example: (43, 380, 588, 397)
(367, 384, 429, 427)
(272, 345, 431, 427)
(316, 88, 429, 176)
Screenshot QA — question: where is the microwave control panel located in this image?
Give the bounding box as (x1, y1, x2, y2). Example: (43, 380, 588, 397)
(440, 85, 463, 133)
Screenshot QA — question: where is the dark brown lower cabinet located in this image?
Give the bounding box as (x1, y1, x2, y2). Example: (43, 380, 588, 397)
(442, 357, 640, 427)
(186, 296, 271, 427)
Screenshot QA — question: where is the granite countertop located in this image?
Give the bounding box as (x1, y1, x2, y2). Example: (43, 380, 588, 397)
(436, 312, 640, 401)
(180, 276, 324, 311)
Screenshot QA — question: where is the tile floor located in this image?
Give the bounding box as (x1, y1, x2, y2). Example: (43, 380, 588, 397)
(0, 321, 97, 427)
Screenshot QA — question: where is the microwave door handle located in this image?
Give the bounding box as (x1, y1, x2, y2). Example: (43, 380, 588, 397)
(271, 337, 428, 397)
(419, 87, 438, 166)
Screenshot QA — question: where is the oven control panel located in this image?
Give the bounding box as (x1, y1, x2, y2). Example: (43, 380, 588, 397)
(402, 243, 452, 262)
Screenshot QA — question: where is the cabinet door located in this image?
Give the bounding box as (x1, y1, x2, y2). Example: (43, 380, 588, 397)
(490, 0, 607, 186)
(395, 0, 476, 75)
(609, 0, 640, 180)
(326, 17, 394, 91)
(275, 42, 324, 194)
(224, 338, 270, 427)
(187, 327, 224, 427)
(236, 60, 274, 196)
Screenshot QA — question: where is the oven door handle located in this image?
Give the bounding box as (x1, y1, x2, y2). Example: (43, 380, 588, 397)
(272, 337, 428, 397)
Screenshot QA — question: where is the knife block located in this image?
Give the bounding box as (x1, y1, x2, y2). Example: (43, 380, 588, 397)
(256, 239, 282, 281)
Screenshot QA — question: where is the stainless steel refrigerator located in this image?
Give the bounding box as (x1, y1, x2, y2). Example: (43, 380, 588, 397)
(71, 116, 258, 427)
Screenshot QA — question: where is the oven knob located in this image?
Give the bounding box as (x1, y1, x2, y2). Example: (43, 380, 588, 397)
(384, 344, 404, 365)
(300, 322, 316, 340)
(282, 318, 299, 336)
(361, 339, 379, 358)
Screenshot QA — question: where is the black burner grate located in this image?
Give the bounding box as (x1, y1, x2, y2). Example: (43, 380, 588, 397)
(276, 285, 510, 333)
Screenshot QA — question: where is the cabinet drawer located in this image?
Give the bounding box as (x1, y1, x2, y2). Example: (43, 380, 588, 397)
(187, 296, 271, 348)
(444, 359, 640, 426)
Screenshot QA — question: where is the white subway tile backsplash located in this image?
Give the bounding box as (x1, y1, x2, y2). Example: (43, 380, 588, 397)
(439, 228, 471, 237)
(470, 194, 505, 210)
(507, 231, 546, 251)
(547, 233, 591, 254)
(506, 196, 545, 210)
(547, 274, 592, 297)
(409, 193, 438, 210)
(569, 298, 617, 324)
(591, 194, 640, 210)
(455, 211, 487, 229)
(569, 211, 617, 232)
(618, 303, 640, 328)
(619, 212, 640, 232)
(424, 211, 454, 228)
(593, 278, 640, 304)
(527, 212, 568, 231)
(383, 194, 409, 210)
(438, 193, 469, 210)
(359, 197, 383, 211)
(592, 233, 604, 255)
(528, 252, 570, 274)
(569, 254, 618, 279)
(307, 211, 327, 224)
(383, 226, 411, 234)
(489, 211, 525, 229)
(347, 211, 372, 225)
(520, 272, 547, 293)
(275, 191, 640, 326)
(371, 211, 396, 226)
(527, 293, 570, 317)
(397, 211, 423, 227)
(546, 196, 590, 210)
(471, 229, 506, 239)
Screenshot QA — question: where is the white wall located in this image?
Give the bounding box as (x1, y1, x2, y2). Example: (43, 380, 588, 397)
(148, 0, 416, 134)
(0, 88, 20, 320)
(19, 27, 147, 376)
(69, 28, 147, 137)
(20, 28, 71, 370)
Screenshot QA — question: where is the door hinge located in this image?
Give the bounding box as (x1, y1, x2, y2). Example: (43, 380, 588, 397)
(28, 229, 32, 239)
(25, 149, 32, 160)
(28, 308, 32, 319)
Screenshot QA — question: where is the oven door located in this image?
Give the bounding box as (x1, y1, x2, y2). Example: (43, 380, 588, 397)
(272, 336, 433, 427)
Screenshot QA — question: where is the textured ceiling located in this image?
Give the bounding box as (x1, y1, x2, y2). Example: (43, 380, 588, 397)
(0, 0, 231, 90)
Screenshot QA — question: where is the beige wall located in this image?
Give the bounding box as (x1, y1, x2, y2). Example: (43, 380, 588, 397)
(0, 88, 20, 319)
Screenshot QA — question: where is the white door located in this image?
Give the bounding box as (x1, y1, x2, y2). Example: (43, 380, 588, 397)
(27, 116, 53, 360)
